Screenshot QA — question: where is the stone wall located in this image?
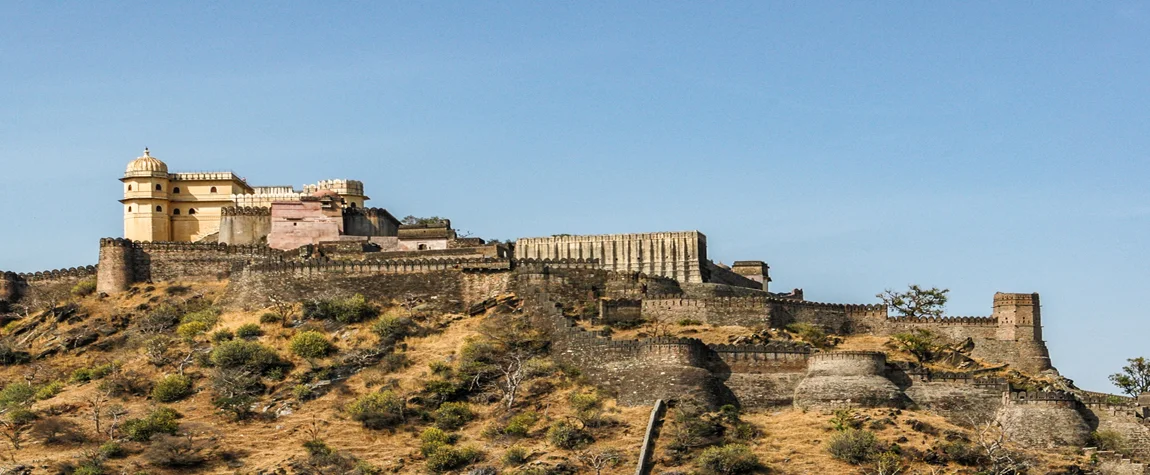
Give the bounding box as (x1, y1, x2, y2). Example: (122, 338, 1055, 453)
(640, 296, 883, 333)
(793, 351, 905, 409)
(226, 264, 512, 313)
(515, 231, 708, 284)
(218, 207, 272, 245)
(96, 238, 289, 293)
(598, 298, 642, 324)
(343, 207, 400, 237)
(996, 391, 1090, 448)
(1, 265, 98, 305)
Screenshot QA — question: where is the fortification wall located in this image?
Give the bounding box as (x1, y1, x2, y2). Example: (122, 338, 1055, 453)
(2, 265, 98, 305)
(709, 343, 811, 407)
(793, 352, 905, 409)
(1085, 404, 1150, 461)
(900, 371, 1009, 424)
(706, 262, 764, 290)
(226, 263, 512, 314)
(598, 298, 642, 324)
(640, 295, 883, 333)
(218, 207, 272, 245)
(996, 391, 1090, 448)
(343, 207, 400, 237)
(515, 232, 707, 284)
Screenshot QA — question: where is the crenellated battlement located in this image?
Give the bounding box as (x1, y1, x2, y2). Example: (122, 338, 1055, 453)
(221, 206, 271, 216)
(245, 257, 512, 275)
(886, 315, 998, 326)
(17, 265, 98, 282)
(1004, 390, 1081, 407)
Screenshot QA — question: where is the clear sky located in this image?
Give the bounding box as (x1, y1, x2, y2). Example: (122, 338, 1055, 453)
(1, 2, 1147, 392)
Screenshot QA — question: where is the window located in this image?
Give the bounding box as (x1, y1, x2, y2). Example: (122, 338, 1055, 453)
(188, 209, 196, 215)
(418, 244, 428, 250)
(156, 206, 162, 212)
(173, 187, 180, 194)
(210, 186, 217, 193)
(350, 202, 357, 208)
(173, 209, 181, 215)
(127, 185, 133, 191)
(128, 206, 132, 212)
(155, 184, 162, 191)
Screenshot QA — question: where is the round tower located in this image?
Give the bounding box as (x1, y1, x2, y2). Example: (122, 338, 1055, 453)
(96, 238, 135, 294)
(996, 391, 1089, 448)
(120, 148, 171, 242)
(793, 351, 905, 410)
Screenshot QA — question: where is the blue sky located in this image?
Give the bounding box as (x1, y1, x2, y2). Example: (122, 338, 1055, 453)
(1, 2, 1147, 392)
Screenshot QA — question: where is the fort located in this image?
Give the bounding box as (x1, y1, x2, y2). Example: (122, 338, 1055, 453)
(1, 148, 1148, 462)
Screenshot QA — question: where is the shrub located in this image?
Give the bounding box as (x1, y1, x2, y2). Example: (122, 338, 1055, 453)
(6, 408, 36, 425)
(181, 307, 221, 328)
(177, 321, 209, 341)
(346, 390, 406, 429)
(426, 445, 483, 473)
(827, 429, 879, 464)
(435, 402, 475, 430)
(290, 331, 336, 360)
(293, 384, 313, 401)
(211, 329, 234, 343)
(830, 408, 862, 431)
(144, 433, 210, 467)
(260, 312, 281, 324)
(695, 444, 761, 475)
(122, 407, 182, 442)
(941, 440, 983, 466)
(420, 427, 456, 456)
(546, 420, 592, 450)
(502, 445, 528, 466)
(235, 323, 263, 339)
(152, 374, 194, 402)
(1091, 429, 1127, 453)
(210, 340, 286, 375)
(0, 382, 35, 408)
(503, 412, 539, 438)
(34, 381, 64, 400)
(677, 318, 703, 326)
(138, 304, 181, 333)
(99, 441, 126, 458)
(32, 416, 85, 444)
(70, 367, 94, 383)
(372, 315, 413, 345)
(303, 294, 378, 324)
(71, 278, 97, 297)
(785, 322, 830, 349)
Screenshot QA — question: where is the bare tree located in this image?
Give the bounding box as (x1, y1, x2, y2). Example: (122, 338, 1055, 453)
(645, 314, 674, 338)
(576, 447, 622, 475)
(0, 409, 32, 451)
(471, 315, 550, 410)
(268, 294, 296, 327)
(968, 417, 1029, 475)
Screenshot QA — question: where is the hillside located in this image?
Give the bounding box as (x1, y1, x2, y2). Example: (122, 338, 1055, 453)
(0, 275, 1130, 475)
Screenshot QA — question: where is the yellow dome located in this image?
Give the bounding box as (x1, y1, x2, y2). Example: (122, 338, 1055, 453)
(126, 148, 168, 174)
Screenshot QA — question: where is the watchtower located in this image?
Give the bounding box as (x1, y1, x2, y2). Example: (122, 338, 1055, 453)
(994, 292, 1041, 341)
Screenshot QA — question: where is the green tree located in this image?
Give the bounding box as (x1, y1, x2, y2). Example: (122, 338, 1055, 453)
(877, 285, 949, 318)
(1109, 357, 1150, 397)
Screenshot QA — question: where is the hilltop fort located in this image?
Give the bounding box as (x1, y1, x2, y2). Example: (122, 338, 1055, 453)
(1, 149, 1148, 473)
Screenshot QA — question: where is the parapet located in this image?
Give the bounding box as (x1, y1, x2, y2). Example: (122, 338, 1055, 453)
(17, 265, 98, 282)
(221, 206, 271, 216)
(886, 315, 998, 326)
(994, 292, 1039, 306)
(1004, 390, 1081, 408)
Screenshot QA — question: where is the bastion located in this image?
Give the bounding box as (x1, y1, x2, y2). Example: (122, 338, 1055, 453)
(792, 351, 905, 410)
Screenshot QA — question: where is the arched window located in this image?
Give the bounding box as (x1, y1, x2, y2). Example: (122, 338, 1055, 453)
(127, 206, 132, 212)
(155, 184, 162, 191)
(418, 244, 428, 251)
(350, 202, 357, 208)
(173, 209, 181, 215)
(210, 186, 217, 193)
(155, 205, 162, 212)
(127, 185, 133, 191)
(188, 209, 196, 215)
(173, 187, 180, 194)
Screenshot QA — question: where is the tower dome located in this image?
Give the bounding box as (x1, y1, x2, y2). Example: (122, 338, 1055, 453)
(125, 148, 168, 176)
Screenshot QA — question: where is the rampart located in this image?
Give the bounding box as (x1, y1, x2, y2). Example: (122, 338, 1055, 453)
(343, 207, 400, 237)
(219, 206, 272, 245)
(996, 391, 1091, 448)
(793, 351, 905, 409)
(515, 231, 708, 284)
(97, 238, 290, 293)
(640, 295, 885, 333)
(2, 265, 98, 304)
